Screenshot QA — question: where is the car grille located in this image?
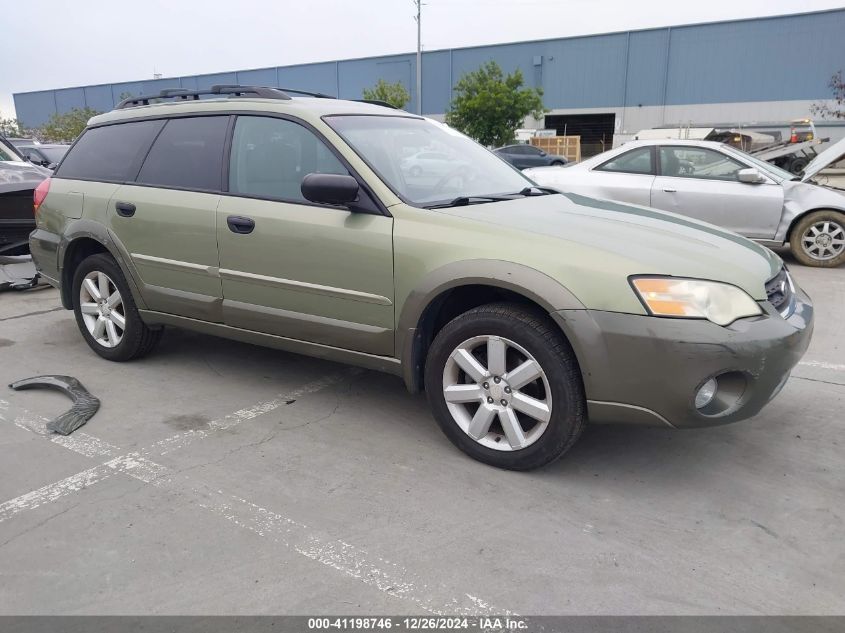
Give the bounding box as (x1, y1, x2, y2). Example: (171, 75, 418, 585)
(765, 267, 793, 315)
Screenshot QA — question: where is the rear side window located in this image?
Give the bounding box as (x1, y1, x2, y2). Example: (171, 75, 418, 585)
(228, 116, 348, 202)
(55, 120, 164, 182)
(595, 147, 654, 175)
(136, 116, 229, 191)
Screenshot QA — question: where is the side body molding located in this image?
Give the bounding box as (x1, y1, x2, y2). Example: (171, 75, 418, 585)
(396, 259, 585, 392)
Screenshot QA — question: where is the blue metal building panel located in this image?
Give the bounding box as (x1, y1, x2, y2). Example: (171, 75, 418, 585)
(11, 9, 845, 127)
(12, 91, 57, 128)
(82, 85, 115, 112)
(421, 50, 452, 114)
(235, 67, 277, 86)
(624, 29, 670, 107)
(665, 11, 845, 105)
(339, 54, 415, 106)
(276, 62, 338, 96)
(54, 88, 86, 113)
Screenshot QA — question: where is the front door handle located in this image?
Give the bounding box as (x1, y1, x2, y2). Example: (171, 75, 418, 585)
(662, 188, 677, 193)
(227, 215, 255, 234)
(115, 201, 136, 217)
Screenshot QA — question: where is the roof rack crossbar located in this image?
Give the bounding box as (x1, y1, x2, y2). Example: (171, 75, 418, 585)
(115, 84, 292, 109)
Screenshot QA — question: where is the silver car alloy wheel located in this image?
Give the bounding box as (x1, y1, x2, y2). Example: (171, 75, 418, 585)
(442, 335, 552, 451)
(801, 220, 845, 261)
(79, 271, 126, 348)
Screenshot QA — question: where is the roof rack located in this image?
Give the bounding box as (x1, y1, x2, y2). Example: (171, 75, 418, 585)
(115, 84, 292, 109)
(114, 84, 400, 111)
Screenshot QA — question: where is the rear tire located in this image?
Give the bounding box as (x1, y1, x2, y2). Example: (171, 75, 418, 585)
(424, 302, 586, 470)
(790, 211, 845, 268)
(72, 253, 163, 361)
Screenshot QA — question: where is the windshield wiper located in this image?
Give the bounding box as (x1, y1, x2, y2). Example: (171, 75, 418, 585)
(424, 195, 509, 209)
(516, 186, 557, 196)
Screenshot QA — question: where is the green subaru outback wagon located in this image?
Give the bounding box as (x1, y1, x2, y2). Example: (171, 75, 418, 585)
(30, 85, 814, 470)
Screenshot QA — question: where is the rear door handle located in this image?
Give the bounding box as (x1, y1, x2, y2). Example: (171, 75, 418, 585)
(662, 188, 677, 193)
(115, 201, 136, 217)
(227, 215, 255, 234)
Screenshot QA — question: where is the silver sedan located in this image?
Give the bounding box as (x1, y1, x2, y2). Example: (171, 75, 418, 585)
(525, 138, 845, 267)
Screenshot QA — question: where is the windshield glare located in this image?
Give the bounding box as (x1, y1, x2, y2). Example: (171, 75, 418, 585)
(325, 115, 533, 205)
(724, 146, 794, 182)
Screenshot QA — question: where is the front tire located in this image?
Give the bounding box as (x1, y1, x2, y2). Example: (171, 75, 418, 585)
(790, 211, 845, 267)
(425, 303, 586, 470)
(72, 253, 163, 361)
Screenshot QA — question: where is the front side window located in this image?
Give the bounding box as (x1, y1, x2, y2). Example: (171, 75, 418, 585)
(325, 115, 532, 206)
(595, 147, 654, 175)
(659, 146, 745, 181)
(136, 116, 229, 191)
(56, 120, 164, 182)
(228, 116, 348, 202)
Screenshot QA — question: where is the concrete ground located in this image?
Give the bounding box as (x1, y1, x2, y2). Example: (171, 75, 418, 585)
(0, 251, 842, 616)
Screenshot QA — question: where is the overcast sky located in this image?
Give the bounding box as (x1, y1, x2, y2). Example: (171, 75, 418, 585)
(2, 0, 843, 120)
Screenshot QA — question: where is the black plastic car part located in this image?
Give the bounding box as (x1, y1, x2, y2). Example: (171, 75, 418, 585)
(9, 375, 100, 435)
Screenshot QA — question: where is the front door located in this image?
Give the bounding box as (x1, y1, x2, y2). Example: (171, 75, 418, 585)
(650, 145, 784, 238)
(107, 115, 230, 321)
(216, 115, 395, 356)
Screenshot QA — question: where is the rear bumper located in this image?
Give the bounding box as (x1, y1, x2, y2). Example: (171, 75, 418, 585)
(29, 228, 62, 287)
(553, 287, 814, 428)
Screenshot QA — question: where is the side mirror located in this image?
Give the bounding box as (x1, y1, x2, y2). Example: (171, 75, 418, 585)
(47, 162, 58, 170)
(737, 168, 765, 184)
(301, 173, 359, 206)
(539, 150, 547, 157)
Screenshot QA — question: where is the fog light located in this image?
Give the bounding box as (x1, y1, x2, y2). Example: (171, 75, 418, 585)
(695, 378, 718, 409)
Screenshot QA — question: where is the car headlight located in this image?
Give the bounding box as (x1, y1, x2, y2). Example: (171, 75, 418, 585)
(630, 277, 762, 326)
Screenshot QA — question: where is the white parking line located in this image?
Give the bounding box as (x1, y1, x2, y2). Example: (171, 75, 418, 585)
(798, 360, 845, 372)
(0, 371, 516, 615)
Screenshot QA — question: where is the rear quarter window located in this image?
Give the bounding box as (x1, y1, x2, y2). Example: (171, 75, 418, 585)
(55, 120, 164, 182)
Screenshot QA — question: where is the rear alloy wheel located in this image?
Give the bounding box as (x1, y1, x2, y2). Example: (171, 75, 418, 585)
(425, 302, 586, 470)
(791, 211, 845, 267)
(72, 253, 163, 361)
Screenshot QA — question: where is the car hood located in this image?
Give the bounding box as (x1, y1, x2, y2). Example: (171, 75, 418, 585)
(439, 192, 781, 301)
(802, 136, 845, 182)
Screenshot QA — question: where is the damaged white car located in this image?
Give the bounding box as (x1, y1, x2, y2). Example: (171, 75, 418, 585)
(526, 137, 845, 267)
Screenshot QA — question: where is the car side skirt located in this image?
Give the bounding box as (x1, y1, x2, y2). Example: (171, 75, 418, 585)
(138, 310, 403, 376)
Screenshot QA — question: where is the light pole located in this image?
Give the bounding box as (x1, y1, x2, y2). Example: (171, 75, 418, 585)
(414, 0, 422, 115)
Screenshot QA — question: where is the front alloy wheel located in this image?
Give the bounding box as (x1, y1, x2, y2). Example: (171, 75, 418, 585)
(443, 335, 551, 451)
(425, 302, 586, 470)
(791, 210, 845, 267)
(79, 271, 126, 348)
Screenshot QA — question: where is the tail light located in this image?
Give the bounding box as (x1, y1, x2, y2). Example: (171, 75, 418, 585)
(33, 177, 51, 218)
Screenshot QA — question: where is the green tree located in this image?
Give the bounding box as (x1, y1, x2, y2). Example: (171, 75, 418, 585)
(446, 61, 546, 147)
(362, 79, 410, 109)
(0, 116, 25, 138)
(811, 70, 845, 119)
(38, 107, 102, 143)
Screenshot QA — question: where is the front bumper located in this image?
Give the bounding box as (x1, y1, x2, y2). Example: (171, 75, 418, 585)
(553, 286, 814, 428)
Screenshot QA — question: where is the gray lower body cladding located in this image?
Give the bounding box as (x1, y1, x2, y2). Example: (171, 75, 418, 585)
(554, 291, 814, 428)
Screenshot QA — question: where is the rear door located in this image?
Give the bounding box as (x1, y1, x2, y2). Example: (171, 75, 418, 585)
(650, 145, 783, 237)
(216, 115, 394, 356)
(106, 115, 229, 321)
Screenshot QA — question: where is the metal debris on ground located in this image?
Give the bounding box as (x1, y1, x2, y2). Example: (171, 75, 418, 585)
(9, 375, 101, 436)
(0, 255, 39, 291)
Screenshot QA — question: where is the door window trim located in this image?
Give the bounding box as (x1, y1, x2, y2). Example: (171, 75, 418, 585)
(592, 146, 656, 176)
(52, 111, 390, 217)
(222, 113, 387, 216)
(656, 145, 757, 184)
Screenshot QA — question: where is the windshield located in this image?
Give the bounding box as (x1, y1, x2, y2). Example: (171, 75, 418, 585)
(325, 115, 533, 206)
(723, 145, 794, 182)
(0, 142, 24, 162)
